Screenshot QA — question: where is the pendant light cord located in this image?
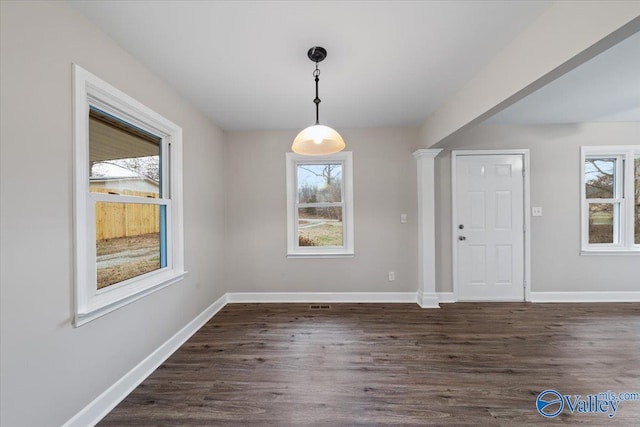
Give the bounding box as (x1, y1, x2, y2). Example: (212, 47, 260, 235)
(313, 63, 321, 125)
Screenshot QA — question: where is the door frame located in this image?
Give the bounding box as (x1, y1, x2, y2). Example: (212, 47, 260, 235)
(451, 149, 531, 302)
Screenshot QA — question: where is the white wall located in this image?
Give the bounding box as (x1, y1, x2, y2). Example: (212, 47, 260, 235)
(434, 122, 640, 293)
(224, 128, 419, 294)
(0, 2, 226, 426)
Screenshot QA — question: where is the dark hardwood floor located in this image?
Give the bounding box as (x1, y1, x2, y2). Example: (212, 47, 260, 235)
(99, 303, 640, 426)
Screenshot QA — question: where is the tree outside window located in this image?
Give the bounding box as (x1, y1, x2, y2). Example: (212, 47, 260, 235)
(581, 146, 639, 253)
(286, 152, 354, 257)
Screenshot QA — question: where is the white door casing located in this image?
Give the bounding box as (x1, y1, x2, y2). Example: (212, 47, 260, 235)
(452, 151, 530, 301)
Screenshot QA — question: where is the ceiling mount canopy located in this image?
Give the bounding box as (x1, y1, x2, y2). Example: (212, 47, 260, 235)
(291, 46, 345, 156)
(307, 46, 327, 63)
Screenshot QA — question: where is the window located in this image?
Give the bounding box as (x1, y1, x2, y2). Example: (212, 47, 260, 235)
(286, 152, 354, 257)
(73, 65, 185, 325)
(581, 146, 639, 254)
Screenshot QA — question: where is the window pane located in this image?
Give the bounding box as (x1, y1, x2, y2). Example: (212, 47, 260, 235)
(96, 202, 165, 289)
(89, 108, 162, 198)
(298, 207, 343, 247)
(585, 158, 615, 199)
(634, 156, 640, 245)
(297, 164, 342, 203)
(588, 203, 615, 244)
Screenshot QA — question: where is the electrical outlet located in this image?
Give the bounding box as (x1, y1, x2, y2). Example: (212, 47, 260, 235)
(388, 271, 395, 281)
(532, 207, 543, 217)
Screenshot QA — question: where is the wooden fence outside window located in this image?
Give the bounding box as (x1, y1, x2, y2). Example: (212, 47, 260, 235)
(91, 187, 160, 240)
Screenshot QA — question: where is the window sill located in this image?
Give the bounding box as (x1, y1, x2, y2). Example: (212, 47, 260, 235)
(580, 250, 640, 256)
(287, 252, 354, 259)
(75, 270, 187, 327)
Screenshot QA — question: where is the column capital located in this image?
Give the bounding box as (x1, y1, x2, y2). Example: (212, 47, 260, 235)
(413, 148, 443, 160)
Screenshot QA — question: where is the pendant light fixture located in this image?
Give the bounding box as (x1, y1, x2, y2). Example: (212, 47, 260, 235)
(291, 46, 345, 156)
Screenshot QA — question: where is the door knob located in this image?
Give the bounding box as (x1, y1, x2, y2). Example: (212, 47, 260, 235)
(458, 224, 464, 229)
(458, 236, 466, 241)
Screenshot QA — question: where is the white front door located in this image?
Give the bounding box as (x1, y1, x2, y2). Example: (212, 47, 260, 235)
(454, 154, 525, 301)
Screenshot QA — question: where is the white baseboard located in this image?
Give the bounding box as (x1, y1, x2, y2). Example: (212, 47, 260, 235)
(530, 291, 640, 303)
(63, 294, 228, 427)
(226, 291, 418, 304)
(437, 291, 640, 303)
(436, 292, 456, 303)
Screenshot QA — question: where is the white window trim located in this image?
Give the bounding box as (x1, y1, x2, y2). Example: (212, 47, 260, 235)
(73, 64, 186, 326)
(286, 151, 354, 258)
(580, 145, 639, 255)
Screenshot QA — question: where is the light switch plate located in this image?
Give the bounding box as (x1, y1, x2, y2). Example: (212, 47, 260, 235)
(400, 214, 407, 224)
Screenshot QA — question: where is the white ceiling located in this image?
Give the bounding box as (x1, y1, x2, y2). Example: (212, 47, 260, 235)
(488, 29, 640, 124)
(69, 1, 640, 131)
(69, 0, 552, 131)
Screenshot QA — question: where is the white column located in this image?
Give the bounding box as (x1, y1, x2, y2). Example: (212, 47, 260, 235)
(413, 149, 442, 308)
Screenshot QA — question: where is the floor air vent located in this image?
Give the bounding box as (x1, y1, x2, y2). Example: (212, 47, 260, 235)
(309, 304, 331, 310)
